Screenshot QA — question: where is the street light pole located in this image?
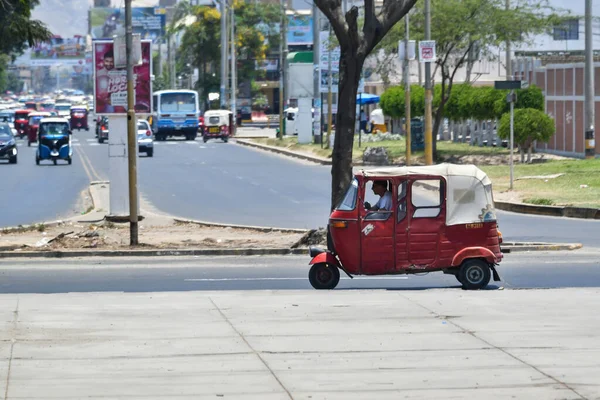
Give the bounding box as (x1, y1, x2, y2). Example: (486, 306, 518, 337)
(423, 0, 433, 165)
(220, 0, 227, 109)
(230, 1, 236, 126)
(506, 0, 514, 189)
(278, 0, 286, 139)
(313, 3, 321, 142)
(125, 0, 139, 245)
(584, 0, 595, 159)
(404, 15, 411, 166)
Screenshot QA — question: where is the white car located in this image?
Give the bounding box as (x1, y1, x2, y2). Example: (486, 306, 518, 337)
(137, 120, 154, 157)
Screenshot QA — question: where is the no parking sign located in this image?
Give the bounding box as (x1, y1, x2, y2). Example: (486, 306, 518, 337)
(419, 40, 436, 63)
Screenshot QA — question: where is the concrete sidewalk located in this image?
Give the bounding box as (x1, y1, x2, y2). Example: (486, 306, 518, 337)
(0, 288, 597, 399)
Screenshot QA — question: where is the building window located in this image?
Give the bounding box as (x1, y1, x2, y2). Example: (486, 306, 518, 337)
(553, 19, 579, 41)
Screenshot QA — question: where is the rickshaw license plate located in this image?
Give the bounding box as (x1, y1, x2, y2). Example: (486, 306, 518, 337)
(209, 127, 219, 133)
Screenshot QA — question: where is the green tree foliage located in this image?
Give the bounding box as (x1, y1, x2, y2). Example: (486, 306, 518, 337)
(177, 1, 281, 104)
(379, 0, 560, 158)
(498, 108, 555, 162)
(494, 84, 544, 116)
(380, 84, 425, 118)
(0, 0, 52, 56)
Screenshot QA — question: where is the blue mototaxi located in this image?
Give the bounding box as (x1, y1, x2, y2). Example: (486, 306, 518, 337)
(35, 117, 72, 165)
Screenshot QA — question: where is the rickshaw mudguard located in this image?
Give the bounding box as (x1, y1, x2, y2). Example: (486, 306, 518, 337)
(308, 251, 340, 268)
(451, 247, 498, 267)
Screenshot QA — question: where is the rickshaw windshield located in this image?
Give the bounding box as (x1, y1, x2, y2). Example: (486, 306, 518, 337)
(336, 179, 358, 211)
(39, 123, 69, 136)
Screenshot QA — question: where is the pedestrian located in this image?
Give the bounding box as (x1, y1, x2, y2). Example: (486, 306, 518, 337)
(360, 108, 367, 133)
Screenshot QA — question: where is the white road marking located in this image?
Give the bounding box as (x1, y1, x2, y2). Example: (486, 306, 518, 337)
(88, 143, 101, 146)
(184, 276, 409, 282)
(73, 143, 81, 146)
(236, 176, 244, 180)
(186, 141, 199, 145)
(86, 139, 96, 142)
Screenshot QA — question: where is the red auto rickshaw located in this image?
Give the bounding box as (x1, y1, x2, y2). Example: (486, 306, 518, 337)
(14, 110, 31, 139)
(70, 107, 89, 131)
(26, 112, 52, 146)
(308, 164, 503, 290)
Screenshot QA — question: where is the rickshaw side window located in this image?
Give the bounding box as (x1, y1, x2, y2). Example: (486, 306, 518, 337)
(411, 179, 442, 218)
(397, 181, 407, 223)
(336, 179, 358, 211)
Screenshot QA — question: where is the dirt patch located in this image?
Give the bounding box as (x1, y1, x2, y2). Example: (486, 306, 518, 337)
(0, 221, 306, 252)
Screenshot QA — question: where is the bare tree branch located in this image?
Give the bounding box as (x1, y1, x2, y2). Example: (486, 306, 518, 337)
(379, 0, 418, 40)
(315, 0, 349, 48)
(362, 0, 382, 52)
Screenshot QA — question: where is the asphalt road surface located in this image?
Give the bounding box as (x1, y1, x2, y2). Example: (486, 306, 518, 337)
(2, 115, 600, 246)
(0, 250, 599, 294)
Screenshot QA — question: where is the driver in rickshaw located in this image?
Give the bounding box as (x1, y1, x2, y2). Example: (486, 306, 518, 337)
(366, 180, 392, 211)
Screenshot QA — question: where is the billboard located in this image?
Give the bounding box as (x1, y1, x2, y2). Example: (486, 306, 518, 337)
(319, 31, 340, 93)
(90, 7, 166, 43)
(93, 40, 152, 115)
(30, 36, 86, 66)
(287, 14, 313, 45)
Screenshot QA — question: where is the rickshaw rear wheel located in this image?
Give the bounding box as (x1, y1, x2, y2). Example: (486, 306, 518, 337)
(68, 157, 72, 165)
(459, 259, 491, 290)
(309, 263, 340, 290)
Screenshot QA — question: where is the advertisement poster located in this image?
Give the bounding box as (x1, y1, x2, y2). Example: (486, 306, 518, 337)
(319, 31, 340, 93)
(93, 40, 152, 115)
(287, 15, 313, 45)
(90, 7, 166, 43)
(30, 35, 86, 66)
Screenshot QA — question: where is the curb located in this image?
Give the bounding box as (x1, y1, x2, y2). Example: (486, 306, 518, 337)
(495, 201, 600, 220)
(173, 218, 310, 234)
(0, 248, 308, 259)
(235, 139, 333, 165)
(0, 243, 581, 259)
(502, 242, 583, 252)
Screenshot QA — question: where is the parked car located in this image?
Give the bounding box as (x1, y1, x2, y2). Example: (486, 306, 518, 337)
(96, 116, 109, 143)
(137, 120, 154, 157)
(0, 123, 18, 164)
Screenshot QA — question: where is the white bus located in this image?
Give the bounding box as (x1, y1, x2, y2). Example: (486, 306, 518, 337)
(151, 90, 199, 141)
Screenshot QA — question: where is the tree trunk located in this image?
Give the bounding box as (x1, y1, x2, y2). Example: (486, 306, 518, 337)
(520, 147, 525, 163)
(527, 143, 533, 163)
(330, 52, 364, 210)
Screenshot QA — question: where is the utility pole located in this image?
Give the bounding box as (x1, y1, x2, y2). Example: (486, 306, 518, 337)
(278, 0, 286, 139)
(423, 0, 433, 165)
(404, 15, 411, 166)
(585, 0, 595, 159)
(220, 0, 227, 109)
(125, 0, 139, 245)
(230, 1, 236, 125)
(313, 4, 321, 143)
(506, 0, 514, 189)
(325, 24, 333, 150)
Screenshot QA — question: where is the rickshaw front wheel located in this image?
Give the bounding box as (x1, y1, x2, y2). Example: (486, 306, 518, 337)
(309, 263, 340, 290)
(459, 259, 491, 290)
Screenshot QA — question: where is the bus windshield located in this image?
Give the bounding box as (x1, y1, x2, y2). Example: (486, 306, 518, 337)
(160, 93, 196, 113)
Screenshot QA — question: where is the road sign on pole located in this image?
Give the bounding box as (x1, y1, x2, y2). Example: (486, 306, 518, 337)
(419, 40, 436, 63)
(494, 80, 521, 90)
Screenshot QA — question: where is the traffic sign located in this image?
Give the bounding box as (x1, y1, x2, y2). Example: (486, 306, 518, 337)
(419, 41, 436, 63)
(494, 80, 522, 90)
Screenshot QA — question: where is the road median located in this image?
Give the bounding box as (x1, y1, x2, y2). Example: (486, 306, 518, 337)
(0, 242, 582, 259)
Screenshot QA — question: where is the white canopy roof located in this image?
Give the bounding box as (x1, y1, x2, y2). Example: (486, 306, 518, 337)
(360, 163, 491, 186)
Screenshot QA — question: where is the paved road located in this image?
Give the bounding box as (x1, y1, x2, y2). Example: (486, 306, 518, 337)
(3, 115, 600, 245)
(0, 250, 599, 294)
